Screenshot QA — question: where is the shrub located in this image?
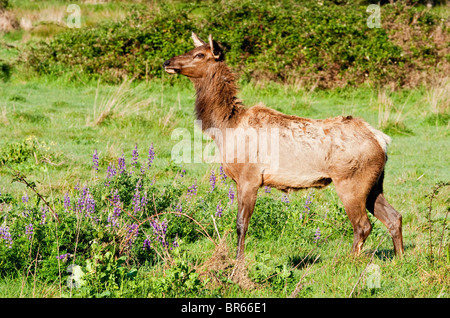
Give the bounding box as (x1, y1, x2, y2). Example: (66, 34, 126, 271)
(23, 0, 449, 89)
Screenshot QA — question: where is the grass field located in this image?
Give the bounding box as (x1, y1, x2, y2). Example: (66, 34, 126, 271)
(1, 72, 448, 298)
(0, 0, 449, 300)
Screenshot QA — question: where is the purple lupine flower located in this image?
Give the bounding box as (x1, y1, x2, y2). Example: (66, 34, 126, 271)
(187, 182, 198, 198)
(118, 152, 126, 174)
(143, 238, 152, 251)
(63, 192, 71, 212)
(85, 194, 96, 216)
(228, 186, 235, 204)
(126, 223, 139, 247)
(75, 186, 88, 214)
(40, 206, 48, 224)
(175, 203, 182, 214)
(140, 191, 148, 209)
(219, 166, 227, 183)
(0, 226, 13, 248)
(216, 201, 223, 217)
(314, 227, 321, 243)
(265, 186, 271, 193)
(303, 192, 314, 214)
(147, 143, 155, 169)
(180, 169, 186, 178)
(25, 223, 33, 240)
(105, 163, 117, 187)
(111, 189, 121, 217)
(22, 192, 29, 204)
(56, 253, 72, 261)
(281, 194, 290, 204)
(172, 238, 179, 249)
(131, 143, 139, 168)
(107, 189, 121, 227)
(209, 170, 216, 192)
(92, 149, 99, 174)
(150, 219, 169, 248)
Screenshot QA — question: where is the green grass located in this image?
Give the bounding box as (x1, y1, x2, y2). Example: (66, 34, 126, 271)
(0, 71, 448, 298)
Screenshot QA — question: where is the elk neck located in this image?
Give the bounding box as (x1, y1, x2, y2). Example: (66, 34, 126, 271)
(192, 62, 245, 131)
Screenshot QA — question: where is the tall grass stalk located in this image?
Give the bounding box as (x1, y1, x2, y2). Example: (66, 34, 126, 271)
(88, 78, 153, 126)
(426, 77, 450, 115)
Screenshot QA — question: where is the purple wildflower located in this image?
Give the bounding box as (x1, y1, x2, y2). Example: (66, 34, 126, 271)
(141, 191, 148, 209)
(22, 192, 29, 204)
(107, 189, 121, 227)
(147, 143, 155, 169)
(314, 227, 321, 243)
(281, 194, 290, 204)
(265, 186, 271, 193)
(216, 201, 223, 218)
(175, 203, 182, 214)
(118, 152, 126, 174)
(25, 223, 33, 240)
(143, 238, 152, 251)
(187, 182, 198, 198)
(56, 253, 72, 261)
(92, 149, 99, 174)
(219, 166, 227, 183)
(126, 223, 139, 247)
(172, 238, 179, 249)
(0, 226, 13, 248)
(40, 206, 48, 225)
(303, 192, 314, 215)
(209, 170, 216, 192)
(228, 186, 235, 204)
(106, 163, 117, 187)
(150, 219, 169, 248)
(63, 192, 71, 212)
(75, 186, 87, 214)
(131, 143, 139, 168)
(85, 194, 96, 217)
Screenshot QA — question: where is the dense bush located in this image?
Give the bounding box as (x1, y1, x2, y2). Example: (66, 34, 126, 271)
(24, 0, 449, 88)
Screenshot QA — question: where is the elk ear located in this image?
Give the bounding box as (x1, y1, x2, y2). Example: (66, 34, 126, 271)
(192, 32, 206, 47)
(208, 34, 222, 60)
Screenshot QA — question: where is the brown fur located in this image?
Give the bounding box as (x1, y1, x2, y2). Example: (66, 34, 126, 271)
(163, 33, 404, 259)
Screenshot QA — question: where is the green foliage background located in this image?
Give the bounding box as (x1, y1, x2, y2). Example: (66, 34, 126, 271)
(23, 0, 449, 88)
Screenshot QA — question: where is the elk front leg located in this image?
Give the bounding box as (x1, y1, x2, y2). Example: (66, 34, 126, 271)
(236, 182, 258, 260)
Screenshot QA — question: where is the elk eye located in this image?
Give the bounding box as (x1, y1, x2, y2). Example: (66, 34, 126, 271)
(194, 53, 205, 59)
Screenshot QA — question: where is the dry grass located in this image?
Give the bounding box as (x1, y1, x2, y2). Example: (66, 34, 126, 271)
(376, 90, 396, 129)
(198, 233, 256, 290)
(87, 78, 154, 126)
(0, 104, 9, 126)
(426, 77, 450, 115)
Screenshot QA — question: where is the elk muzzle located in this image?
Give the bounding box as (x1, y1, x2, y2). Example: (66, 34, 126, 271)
(163, 59, 179, 74)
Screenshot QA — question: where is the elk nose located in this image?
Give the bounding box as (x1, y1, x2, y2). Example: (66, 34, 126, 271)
(163, 59, 171, 67)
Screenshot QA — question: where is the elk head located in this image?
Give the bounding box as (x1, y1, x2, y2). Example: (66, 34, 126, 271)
(163, 33, 223, 79)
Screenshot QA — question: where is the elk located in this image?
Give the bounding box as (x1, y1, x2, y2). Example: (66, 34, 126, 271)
(163, 33, 404, 260)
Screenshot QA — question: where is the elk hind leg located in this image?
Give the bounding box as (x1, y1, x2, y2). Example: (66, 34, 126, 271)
(334, 180, 373, 255)
(366, 176, 404, 256)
